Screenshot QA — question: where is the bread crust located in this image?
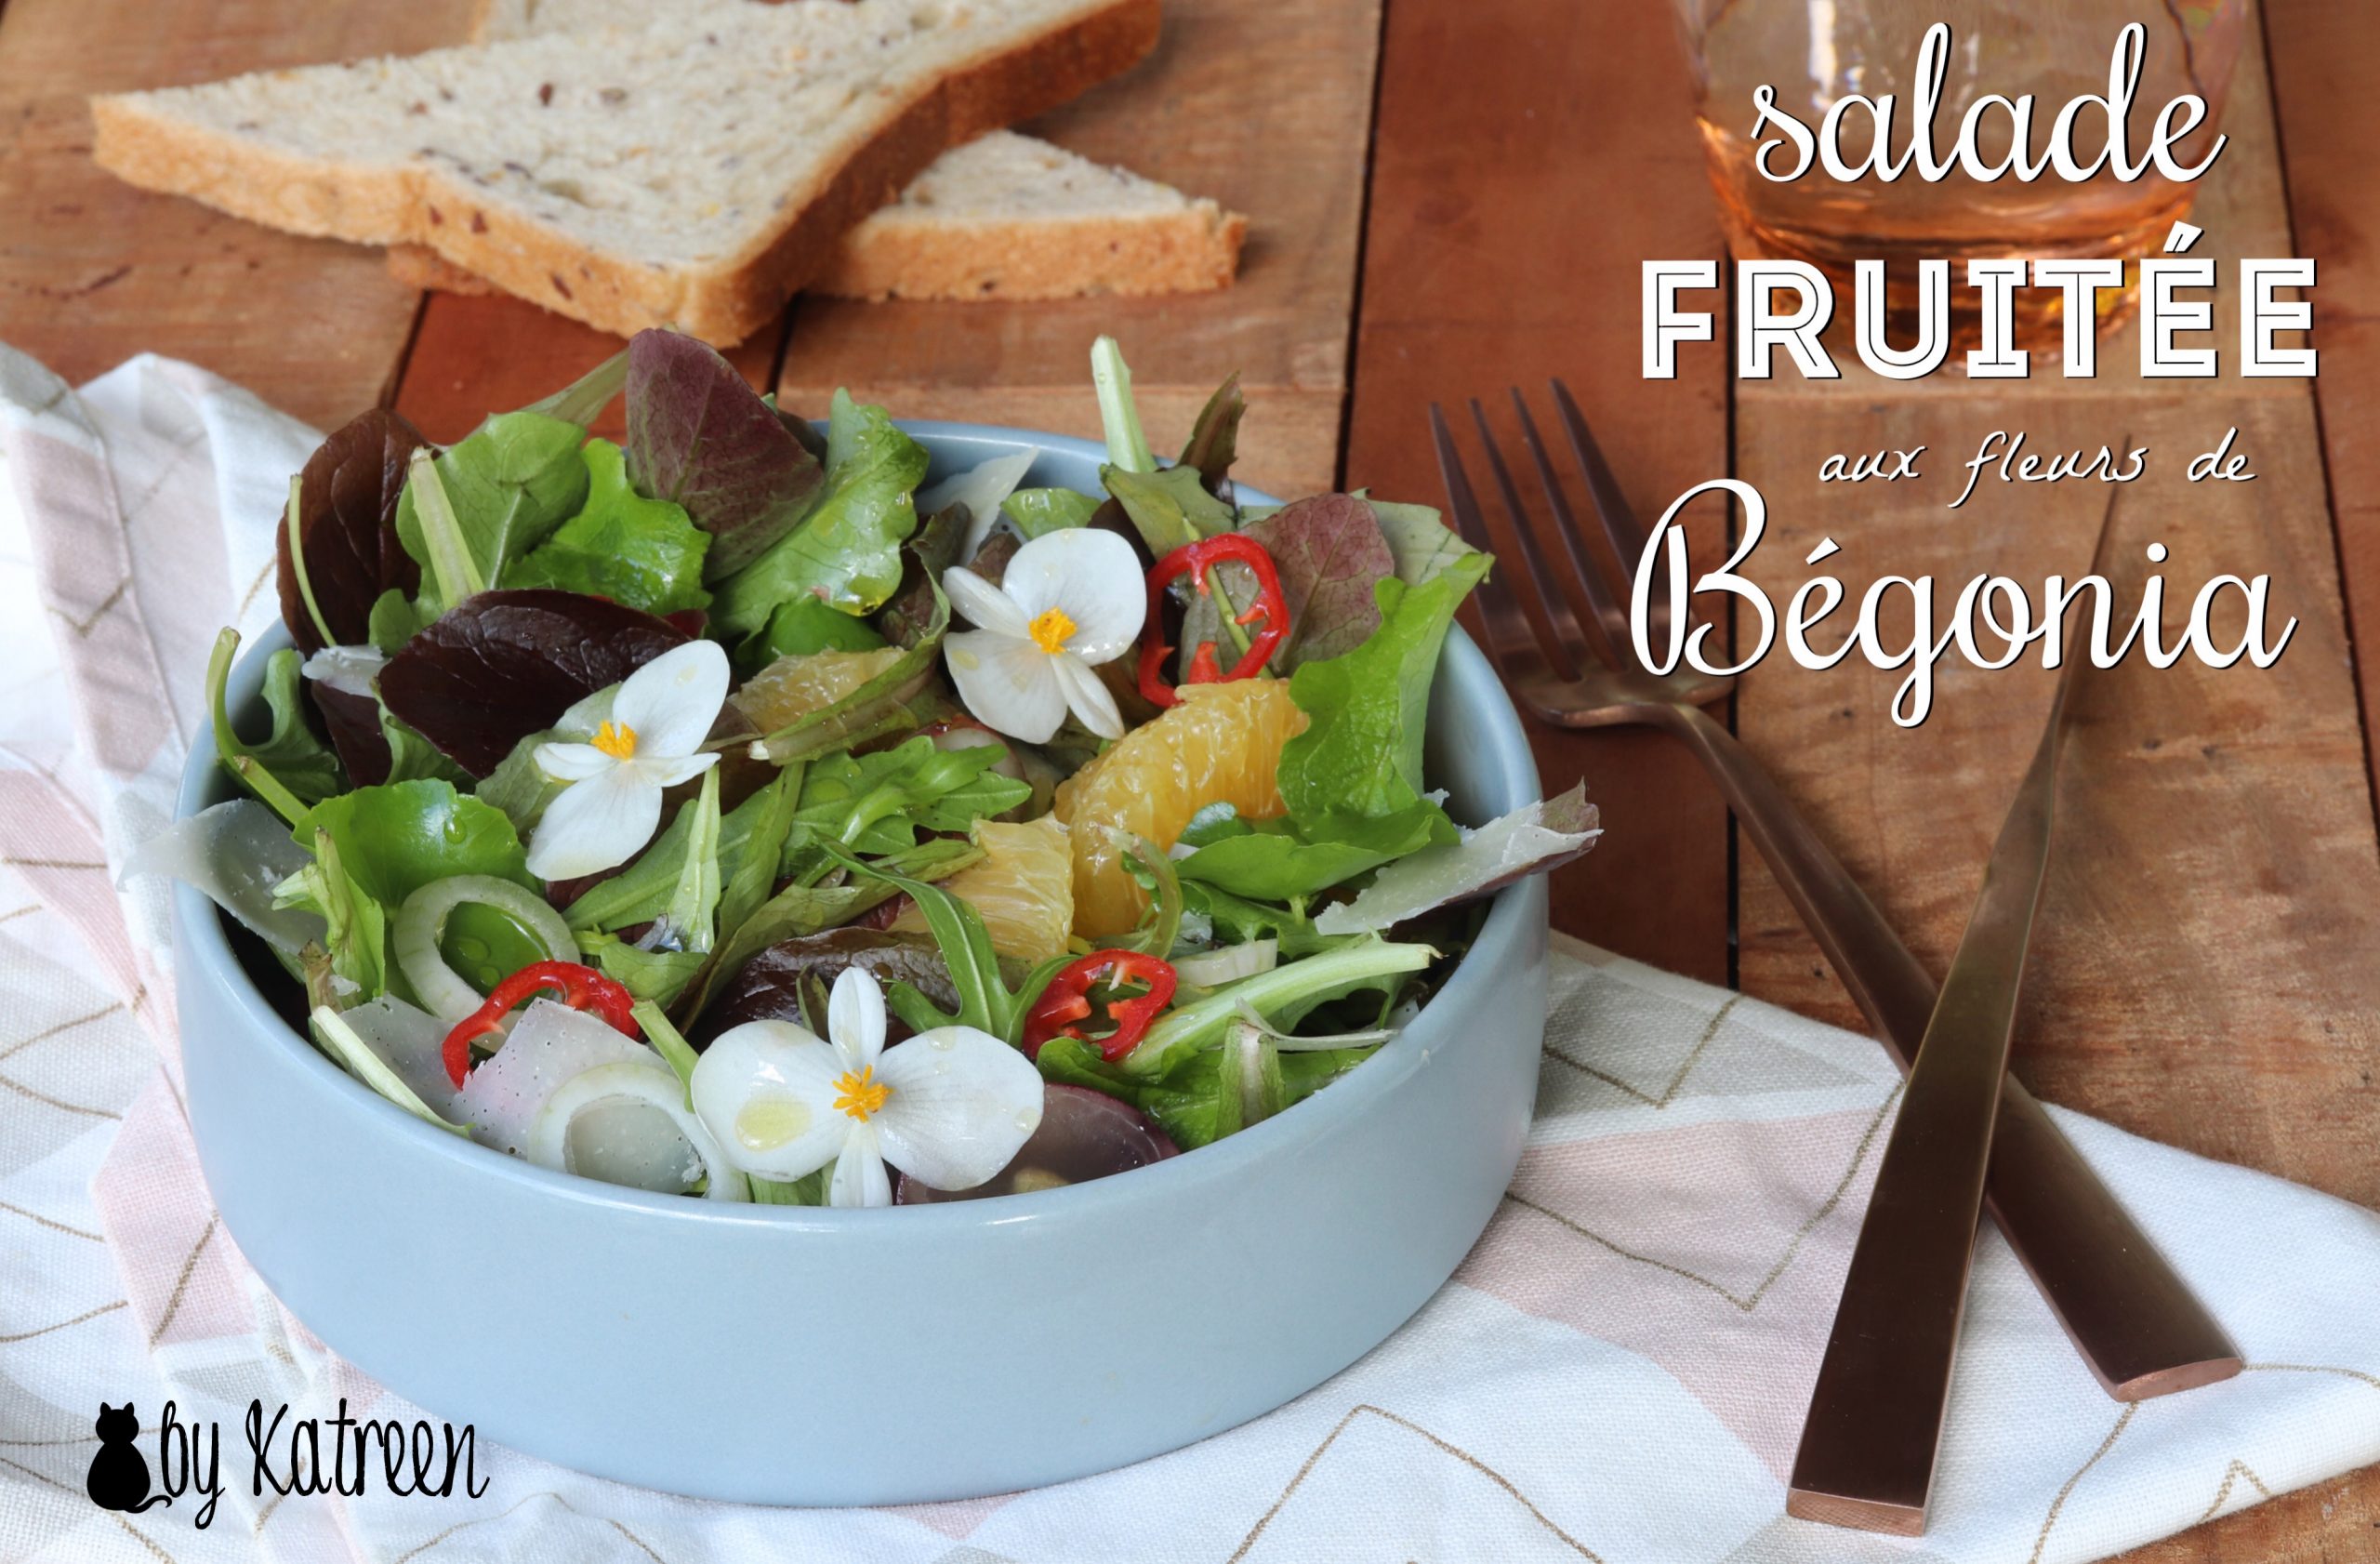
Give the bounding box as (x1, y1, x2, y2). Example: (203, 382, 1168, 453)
(91, 0, 1162, 346)
(390, 197, 1247, 305)
(813, 205, 1246, 301)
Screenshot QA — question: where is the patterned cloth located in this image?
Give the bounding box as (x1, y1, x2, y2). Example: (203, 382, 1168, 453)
(2, 347, 2376, 1564)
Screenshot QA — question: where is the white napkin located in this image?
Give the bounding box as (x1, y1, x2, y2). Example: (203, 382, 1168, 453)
(2, 347, 2374, 1564)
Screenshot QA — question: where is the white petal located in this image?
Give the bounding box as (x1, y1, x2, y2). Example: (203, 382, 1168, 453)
(535, 741, 615, 782)
(612, 640, 730, 759)
(945, 628, 1067, 743)
(526, 763, 666, 880)
(827, 1127, 892, 1208)
(828, 967, 885, 1071)
(917, 449, 1037, 560)
(943, 566, 1031, 638)
(1052, 653, 1126, 740)
(871, 1027, 1045, 1191)
(999, 528, 1147, 663)
(689, 1020, 852, 1181)
(638, 751, 721, 789)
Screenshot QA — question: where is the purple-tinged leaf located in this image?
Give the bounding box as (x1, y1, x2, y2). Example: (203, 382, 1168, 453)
(623, 330, 823, 581)
(379, 589, 691, 776)
(277, 409, 429, 655)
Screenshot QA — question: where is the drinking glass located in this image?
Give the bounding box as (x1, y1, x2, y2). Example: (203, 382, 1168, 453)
(1671, 0, 2249, 352)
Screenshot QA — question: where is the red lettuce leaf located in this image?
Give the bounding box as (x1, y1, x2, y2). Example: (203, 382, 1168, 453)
(623, 330, 823, 582)
(379, 589, 691, 775)
(276, 409, 430, 655)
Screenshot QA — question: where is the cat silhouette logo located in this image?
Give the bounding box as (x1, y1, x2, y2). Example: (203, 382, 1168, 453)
(86, 1403, 170, 1515)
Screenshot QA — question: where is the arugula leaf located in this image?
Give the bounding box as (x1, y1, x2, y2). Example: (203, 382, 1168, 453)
(790, 736, 1029, 855)
(1178, 881, 1334, 957)
(661, 768, 723, 954)
(1178, 373, 1245, 491)
(368, 588, 431, 655)
(1120, 940, 1434, 1080)
(818, 842, 1064, 1045)
(711, 390, 928, 636)
(623, 330, 825, 580)
(578, 934, 707, 1006)
(1091, 335, 1155, 474)
(673, 838, 979, 1026)
(564, 766, 786, 934)
(395, 411, 589, 617)
(716, 765, 803, 949)
(1175, 800, 1453, 902)
(1102, 463, 1233, 558)
(1276, 552, 1491, 821)
(1002, 487, 1102, 539)
(1034, 1027, 1374, 1150)
(206, 630, 341, 825)
(506, 439, 712, 615)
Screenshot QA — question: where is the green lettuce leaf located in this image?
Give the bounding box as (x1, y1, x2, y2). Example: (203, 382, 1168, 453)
(506, 439, 712, 615)
(294, 779, 536, 906)
(753, 597, 888, 660)
(1002, 487, 1102, 539)
(395, 410, 589, 616)
(711, 390, 928, 636)
(1175, 799, 1453, 902)
(1276, 553, 1490, 821)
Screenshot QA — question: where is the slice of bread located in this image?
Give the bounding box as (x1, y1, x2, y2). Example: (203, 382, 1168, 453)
(808, 129, 1246, 300)
(466, 0, 1243, 304)
(390, 128, 1245, 302)
(91, 0, 1159, 345)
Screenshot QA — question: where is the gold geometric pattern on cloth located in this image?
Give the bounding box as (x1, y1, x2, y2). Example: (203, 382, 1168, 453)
(1504, 1080, 1903, 1312)
(1225, 1403, 1605, 1564)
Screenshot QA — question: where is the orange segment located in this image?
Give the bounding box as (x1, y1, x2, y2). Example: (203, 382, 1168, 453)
(1053, 679, 1308, 937)
(892, 815, 1074, 963)
(731, 647, 906, 733)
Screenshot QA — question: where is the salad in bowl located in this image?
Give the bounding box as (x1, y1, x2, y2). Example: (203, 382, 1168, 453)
(154, 332, 1599, 1212)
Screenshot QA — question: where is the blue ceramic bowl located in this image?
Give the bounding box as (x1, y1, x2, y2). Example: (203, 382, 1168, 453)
(174, 423, 1551, 1505)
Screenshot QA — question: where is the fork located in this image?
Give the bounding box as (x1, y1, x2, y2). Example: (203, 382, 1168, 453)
(1431, 383, 2241, 1403)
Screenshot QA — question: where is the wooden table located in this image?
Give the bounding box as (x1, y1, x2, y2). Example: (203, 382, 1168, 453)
(3, 0, 2373, 1556)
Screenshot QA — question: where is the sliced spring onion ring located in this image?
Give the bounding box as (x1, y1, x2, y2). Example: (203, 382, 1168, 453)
(1173, 939, 1277, 988)
(527, 1060, 748, 1200)
(394, 875, 575, 1025)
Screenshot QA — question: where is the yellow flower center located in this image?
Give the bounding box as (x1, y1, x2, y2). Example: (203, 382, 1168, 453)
(591, 721, 639, 761)
(832, 1066, 891, 1122)
(1027, 606, 1077, 655)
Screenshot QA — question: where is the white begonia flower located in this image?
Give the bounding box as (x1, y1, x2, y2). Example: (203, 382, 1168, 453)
(525, 640, 728, 881)
(942, 526, 1146, 744)
(690, 968, 1045, 1208)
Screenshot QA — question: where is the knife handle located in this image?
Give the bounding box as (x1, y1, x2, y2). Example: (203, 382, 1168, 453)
(1658, 702, 2241, 1399)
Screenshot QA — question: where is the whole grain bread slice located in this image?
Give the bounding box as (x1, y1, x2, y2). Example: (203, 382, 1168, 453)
(390, 126, 1244, 302)
(91, 0, 1159, 344)
(462, 0, 1241, 304)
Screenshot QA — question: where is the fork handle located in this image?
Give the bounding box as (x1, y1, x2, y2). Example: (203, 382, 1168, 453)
(1656, 702, 2241, 1400)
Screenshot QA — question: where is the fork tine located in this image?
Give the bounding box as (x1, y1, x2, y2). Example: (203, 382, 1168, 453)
(1430, 404, 1564, 688)
(1551, 377, 1686, 643)
(1464, 399, 1598, 681)
(1507, 387, 1638, 672)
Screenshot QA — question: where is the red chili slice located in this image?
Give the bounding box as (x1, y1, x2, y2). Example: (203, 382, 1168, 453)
(1022, 950, 1179, 1063)
(1136, 535, 1290, 709)
(442, 960, 640, 1088)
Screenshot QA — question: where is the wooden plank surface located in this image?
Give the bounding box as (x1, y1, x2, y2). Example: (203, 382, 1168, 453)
(774, 0, 1378, 498)
(0, 0, 479, 430)
(1709, 12, 2380, 1563)
(1345, 0, 1735, 985)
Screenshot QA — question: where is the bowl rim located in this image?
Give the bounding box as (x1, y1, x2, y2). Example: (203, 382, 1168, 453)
(177, 419, 1545, 1234)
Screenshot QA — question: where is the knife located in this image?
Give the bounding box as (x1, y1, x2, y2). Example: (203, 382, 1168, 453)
(1785, 496, 2158, 1534)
